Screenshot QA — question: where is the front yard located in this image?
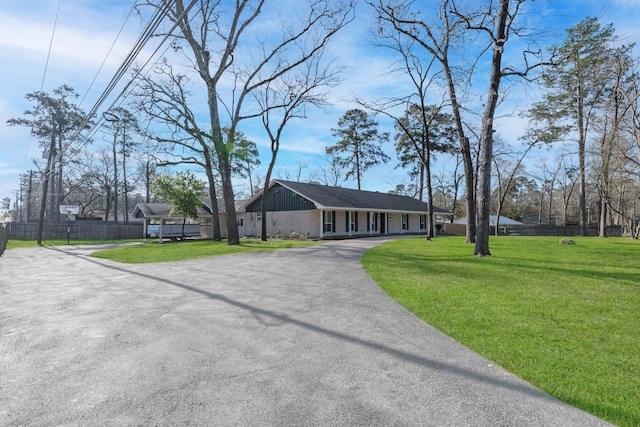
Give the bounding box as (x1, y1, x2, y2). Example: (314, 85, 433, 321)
(362, 236, 639, 427)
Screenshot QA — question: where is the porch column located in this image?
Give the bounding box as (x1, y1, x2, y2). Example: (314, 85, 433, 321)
(319, 210, 324, 239)
(143, 219, 148, 243)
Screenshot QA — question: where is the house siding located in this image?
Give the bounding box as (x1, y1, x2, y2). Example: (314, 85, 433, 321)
(245, 184, 316, 212)
(245, 210, 320, 238)
(243, 208, 433, 239)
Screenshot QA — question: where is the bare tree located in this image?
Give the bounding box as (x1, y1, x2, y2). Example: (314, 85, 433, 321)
(277, 161, 309, 183)
(453, 0, 542, 256)
(146, 0, 353, 245)
(591, 45, 635, 237)
(133, 63, 223, 240)
(367, 2, 460, 239)
(256, 42, 345, 240)
(79, 148, 116, 221)
(311, 152, 345, 186)
(371, 0, 478, 243)
(490, 134, 542, 234)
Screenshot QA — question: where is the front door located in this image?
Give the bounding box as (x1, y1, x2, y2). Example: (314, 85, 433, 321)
(380, 213, 386, 234)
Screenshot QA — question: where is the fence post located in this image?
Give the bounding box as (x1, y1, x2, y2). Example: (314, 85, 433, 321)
(0, 223, 8, 257)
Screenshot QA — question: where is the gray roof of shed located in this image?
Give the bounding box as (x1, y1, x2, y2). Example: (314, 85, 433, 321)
(133, 202, 213, 219)
(272, 180, 452, 214)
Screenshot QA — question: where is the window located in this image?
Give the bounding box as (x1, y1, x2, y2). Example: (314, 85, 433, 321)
(237, 218, 244, 227)
(402, 213, 409, 230)
(323, 210, 333, 233)
(257, 211, 262, 222)
(350, 211, 357, 231)
(420, 214, 426, 230)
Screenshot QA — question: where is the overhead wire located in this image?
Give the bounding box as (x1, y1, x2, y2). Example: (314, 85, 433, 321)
(40, 0, 61, 91)
(77, 1, 138, 108)
(51, 0, 199, 178)
(22, 0, 61, 167)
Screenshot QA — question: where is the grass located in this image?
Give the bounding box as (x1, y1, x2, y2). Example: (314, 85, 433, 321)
(6, 238, 140, 249)
(361, 235, 640, 427)
(90, 238, 321, 263)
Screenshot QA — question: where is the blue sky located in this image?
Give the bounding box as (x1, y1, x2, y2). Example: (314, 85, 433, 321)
(1, 0, 639, 209)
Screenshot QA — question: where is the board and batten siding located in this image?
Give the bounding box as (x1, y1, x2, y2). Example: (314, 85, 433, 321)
(245, 184, 316, 212)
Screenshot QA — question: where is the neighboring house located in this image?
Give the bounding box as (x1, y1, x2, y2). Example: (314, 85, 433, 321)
(521, 214, 549, 225)
(201, 198, 248, 239)
(453, 215, 523, 226)
(241, 180, 453, 239)
(133, 199, 248, 241)
(132, 202, 213, 242)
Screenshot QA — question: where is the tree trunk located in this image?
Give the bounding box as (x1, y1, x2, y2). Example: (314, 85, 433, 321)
(207, 85, 239, 245)
(474, 0, 510, 257)
(261, 142, 279, 241)
(122, 127, 129, 223)
(443, 59, 476, 243)
(56, 135, 63, 223)
(204, 146, 221, 241)
(112, 132, 119, 222)
(37, 121, 56, 244)
(49, 159, 56, 223)
(419, 141, 426, 202)
(104, 187, 112, 223)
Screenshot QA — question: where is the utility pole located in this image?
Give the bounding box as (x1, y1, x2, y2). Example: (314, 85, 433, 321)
(122, 122, 129, 223)
(38, 120, 56, 244)
(25, 170, 33, 223)
(13, 189, 19, 222)
(104, 111, 120, 222)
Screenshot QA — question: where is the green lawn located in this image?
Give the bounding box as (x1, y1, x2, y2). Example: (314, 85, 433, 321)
(362, 236, 639, 427)
(90, 238, 321, 263)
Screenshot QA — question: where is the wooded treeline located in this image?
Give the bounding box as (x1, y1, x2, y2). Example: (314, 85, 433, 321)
(5, 1, 640, 250)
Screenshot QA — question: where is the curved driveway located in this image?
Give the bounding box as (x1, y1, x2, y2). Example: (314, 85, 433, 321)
(0, 237, 609, 426)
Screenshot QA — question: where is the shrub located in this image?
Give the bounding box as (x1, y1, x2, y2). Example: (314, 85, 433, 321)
(560, 238, 576, 245)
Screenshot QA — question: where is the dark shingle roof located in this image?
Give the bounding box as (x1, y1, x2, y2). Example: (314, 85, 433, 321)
(275, 180, 451, 214)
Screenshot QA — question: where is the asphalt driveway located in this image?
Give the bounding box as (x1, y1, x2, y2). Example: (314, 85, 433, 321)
(0, 237, 610, 426)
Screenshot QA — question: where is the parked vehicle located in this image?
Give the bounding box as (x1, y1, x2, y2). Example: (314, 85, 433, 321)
(146, 223, 201, 240)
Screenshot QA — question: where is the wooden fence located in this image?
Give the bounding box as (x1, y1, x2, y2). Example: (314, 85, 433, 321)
(0, 223, 8, 257)
(442, 223, 623, 237)
(7, 221, 143, 241)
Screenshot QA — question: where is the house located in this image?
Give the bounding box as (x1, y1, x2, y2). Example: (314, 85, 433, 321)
(241, 180, 453, 239)
(201, 198, 248, 239)
(521, 214, 549, 225)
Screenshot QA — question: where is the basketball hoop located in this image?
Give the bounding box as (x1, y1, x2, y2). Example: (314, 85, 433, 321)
(59, 205, 79, 244)
(59, 205, 79, 218)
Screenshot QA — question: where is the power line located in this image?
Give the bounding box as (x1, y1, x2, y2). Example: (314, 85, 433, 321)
(23, 0, 62, 167)
(47, 0, 174, 178)
(62, 1, 198, 161)
(47, 0, 199, 181)
(40, 0, 61, 91)
(77, 1, 138, 108)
